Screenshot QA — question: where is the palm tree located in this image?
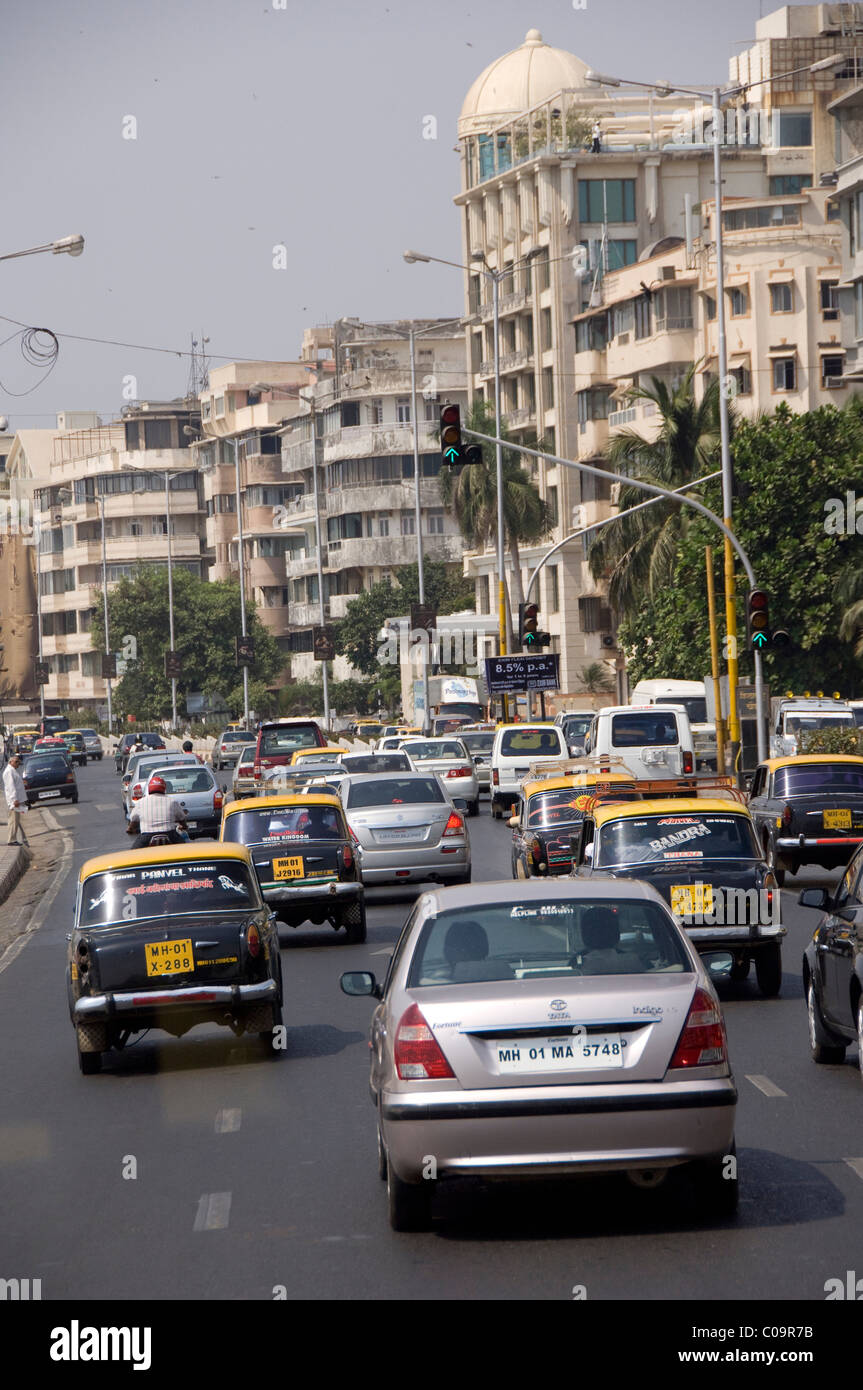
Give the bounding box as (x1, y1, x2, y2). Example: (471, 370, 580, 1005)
(578, 661, 615, 694)
(587, 368, 723, 619)
(438, 399, 552, 635)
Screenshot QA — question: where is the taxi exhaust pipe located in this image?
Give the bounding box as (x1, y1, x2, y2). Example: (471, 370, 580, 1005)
(627, 1169, 668, 1189)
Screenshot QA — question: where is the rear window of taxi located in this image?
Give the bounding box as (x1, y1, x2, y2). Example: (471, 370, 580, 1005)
(774, 763, 863, 796)
(407, 899, 690, 986)
(79, 861, 259, 927)
(596, 813, 759, 867)
(223, 805, 345, 843)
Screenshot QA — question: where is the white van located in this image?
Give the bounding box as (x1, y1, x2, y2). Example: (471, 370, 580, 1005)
(629, 679, 717, 770)
(584, 704, 696, 780)
(490, 723, 568, 818)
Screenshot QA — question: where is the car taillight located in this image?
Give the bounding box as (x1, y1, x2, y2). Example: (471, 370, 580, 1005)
(253, 760, 262, 780)
(492, 769, 499, 785)
(443, 811, 465, 837)
(341, 844, 354, 871)
(22, 778, 29, 787)
(348, 825, 360, 845)
(394, 1003, 455, 1080)
(782, 803, 792, 828)
(132, 785, 143, 799)
(530, 838, 542, 863)
(445, 765, 473, 778)
(66, 772, 75, 782)
(682, 750, 693, 775)
(213, 789, 223, 812)
(246, 924, 261, 958)
(669, 988, 727, 1069)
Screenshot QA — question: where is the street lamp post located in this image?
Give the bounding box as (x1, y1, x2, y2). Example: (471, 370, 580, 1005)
(233, 438, 251, 729)
(0, 234, 84, 263)
(97, 493, 113, 732)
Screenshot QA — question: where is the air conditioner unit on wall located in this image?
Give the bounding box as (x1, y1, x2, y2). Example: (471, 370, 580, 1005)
(660, 266, 676, 281)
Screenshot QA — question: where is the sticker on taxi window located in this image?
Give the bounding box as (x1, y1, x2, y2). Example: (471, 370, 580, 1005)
(648, 824, 711, 852)
(663, 849, 705, 858)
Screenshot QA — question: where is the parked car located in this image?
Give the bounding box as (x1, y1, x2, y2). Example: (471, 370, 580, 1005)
(67, 843, 283, 1073)
(211, 729, 255, 771)
(22, 751, 78, 804)
(340, 877, 737, 1230)
(490, 722, 568, 819)
(570, 793, 784, 996)
(748, 755, 863, 885)
(799, 847, 863, 1074)
(339, 771, 471, 886)
(221, 793, 365, 942)
(400, 737, 480, 817)
(509, 769, 640, 878)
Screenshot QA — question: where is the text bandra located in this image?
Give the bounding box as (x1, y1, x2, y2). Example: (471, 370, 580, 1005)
(50, 1322, 152, 1372)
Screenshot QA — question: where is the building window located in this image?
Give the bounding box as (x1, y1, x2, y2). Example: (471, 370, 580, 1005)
(769, 173, 811, 196)
(655, 286, 693, 331)
(201, 399, 211, 421)
(547, 486, 559, 527)
(427, 509, 444, 534)
(369, 399, 383, 424)
(214, 395, 225, 417)
(578, 178, 636, 223)
(612, 299, 635, 337)
(774, 111, 812, 148)
(826, 198, 840, 222)
(543, 366, 555, 410)
(772, 357, 797, 392)
(606, 239, 638, 269)
(575, 313, 608, 353)
(378, 517, 389, 537)
(401, 513, 416, 536)
(152, 518, 167, 535)
(704, 294, 717, 321)
(634, 294, 652, 339)
(728, 286, 748, 317)
(541, 307, 553, 351)
(769, 282, 793, 313)
(576, 388, 611, 425)
(547, 564, 559, 613)
(144, 419, 172, 450)
(396, 398, 411, 424)
(730, 362, 752, 396)
(129, 520, 143, 538)
(723, 204, 800, 231)
(820, 280, 839, 320)
(477, 573, 490, 614)
(821, 355, 845, 388)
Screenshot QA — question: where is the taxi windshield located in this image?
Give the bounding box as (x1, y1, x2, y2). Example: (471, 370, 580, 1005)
(596, 813, 760, 867)
(527, 788, 594, 827)
(79, 861, 259, 927)
(223, 806, 344, 843)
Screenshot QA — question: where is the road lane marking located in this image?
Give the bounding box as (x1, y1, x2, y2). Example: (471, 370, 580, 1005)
(95, 803, 117, 812)
(370, 949, 391, 956)
(49, 808, 79, 816)
(746, 1074, 787, 1097)
(193, 1192, 232, 1230)
(844, 1158, 863, 1181)
(214, 1108, 242, 1133)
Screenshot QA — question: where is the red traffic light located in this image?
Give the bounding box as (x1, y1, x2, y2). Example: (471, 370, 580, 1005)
(747, 589, 770, 648)
(439, 402, 463, 465)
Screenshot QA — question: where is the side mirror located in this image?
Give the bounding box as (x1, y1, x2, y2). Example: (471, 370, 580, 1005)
(340, 970, 381, 999)
(702, 950, 733, 980)
(798, 887, 829, 911)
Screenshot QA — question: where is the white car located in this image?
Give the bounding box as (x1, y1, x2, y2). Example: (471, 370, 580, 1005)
(490, 723, 568, 819)
(583, 705, 696, 782)
(400, 738, 480, 817)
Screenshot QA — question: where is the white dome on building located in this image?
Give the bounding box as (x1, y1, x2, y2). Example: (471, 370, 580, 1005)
(458, 29, 591, 137)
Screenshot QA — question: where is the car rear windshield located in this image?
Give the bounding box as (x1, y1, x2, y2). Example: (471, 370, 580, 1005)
(24, 755, 69, 774)
(562, 716, 592, 739)
(500, 728, 562, 756)
(223, 805, 345, 844)
(260, 724, 321, 754)
(460, 733, 494, 754)
(79, 861, 259, 927)
(597, 812, 759, 867)
(236, 745, 257, 765)
(221, 731, 253, 743)
(406, 740, 465, 760)
(155, 768, 215, 794)
(408, 899, 690, 985)
(346, 777, 444, 808)
(774, 764, 863, 796)
(134, 757, 197, 781)
(611, 713, 679, 747)
(341, 754, 411, 773)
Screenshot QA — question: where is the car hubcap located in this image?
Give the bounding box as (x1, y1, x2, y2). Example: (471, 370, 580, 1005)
(808, 987, 818, 1053)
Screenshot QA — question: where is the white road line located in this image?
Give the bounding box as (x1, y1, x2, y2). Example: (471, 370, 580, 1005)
(193, 1192, 232, 1231)
(214, 1108, 242, 1134)
(843, 1157, 863, 1181)
(746, 1073, 788, 1098)
(370, 948, 391, 956)
(95, 803, 118, 812)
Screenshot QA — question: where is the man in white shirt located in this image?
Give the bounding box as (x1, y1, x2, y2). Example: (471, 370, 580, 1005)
(3, 754, 29, 845)
(126, 774, 188, 847)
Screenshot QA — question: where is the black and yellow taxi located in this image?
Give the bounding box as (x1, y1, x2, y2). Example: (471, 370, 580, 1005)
(220, 792, 366, 943)
(68, 842, 283, 1073)
(570, 792, 785, 996)
(748, 754, 863, 884)
(509, 769, 640, 878)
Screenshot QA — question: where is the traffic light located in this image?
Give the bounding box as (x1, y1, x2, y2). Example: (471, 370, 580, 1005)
(519, 603, 552, 649)
(440, 403, 463, 466)
(747, 589, 770, 651)
(464, 443, 483, 466)
(164, 650, 182, 679)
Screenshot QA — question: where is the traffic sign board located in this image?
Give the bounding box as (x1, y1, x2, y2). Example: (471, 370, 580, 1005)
(313, 625, 336, 661)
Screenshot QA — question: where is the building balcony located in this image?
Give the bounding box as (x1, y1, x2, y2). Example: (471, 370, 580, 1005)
(249, 554, 288, 588)
(257, 606, 293, 638)
(285, 548, 316, 580)
(575, 418, 610, 457)
(281, 491, 322, 524)
(321, 422, 439, 461)
(280, 439, 316, 475)
(291, 600, 330, 628)
(507, 406, 537, 428)
(478, 349, 534, 376)
(328, 591, 361, 619)
(606, 325, 695, 378)
(59, 534, 203, 570)
(324, 478, 444, 516)
(326, 533, 462, 570)
(573, 348, 610, 380)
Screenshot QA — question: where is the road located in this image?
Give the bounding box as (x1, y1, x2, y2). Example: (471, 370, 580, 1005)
(2, 758, 862, 1302)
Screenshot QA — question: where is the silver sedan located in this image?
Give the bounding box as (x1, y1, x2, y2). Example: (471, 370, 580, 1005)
(341, 877, 737, 1230)
(399, 738, 480, 817)
(339, 772, 471, 887)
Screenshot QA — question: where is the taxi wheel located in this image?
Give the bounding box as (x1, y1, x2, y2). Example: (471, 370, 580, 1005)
(857, 1000, 863, 1082)
(387, 1164, 433, 1232)
(469, 799, 480, 818)
(807, 984, 846, 1064)
(76, 1024, 106, 1075)
(754, 944, 782, 998)
(730, 955, 750, 983)
(343, 901, 367, 944)
(764, 838, 785, 888)
(377, 1126, 388, 1181)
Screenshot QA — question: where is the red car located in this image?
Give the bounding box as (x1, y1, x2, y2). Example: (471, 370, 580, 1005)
(252, 719, 327, 787)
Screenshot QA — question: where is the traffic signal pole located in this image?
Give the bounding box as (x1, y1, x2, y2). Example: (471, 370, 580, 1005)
(233, 438, 250, 730)
(465, 426, 767, 763)
(165, 473, 178, 732)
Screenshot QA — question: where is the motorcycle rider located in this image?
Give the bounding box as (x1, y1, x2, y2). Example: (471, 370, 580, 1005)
(126, 774, 189, 848)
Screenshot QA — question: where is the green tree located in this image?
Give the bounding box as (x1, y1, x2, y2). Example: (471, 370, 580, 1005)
(225, 678, 278, 720)
(578, 662, 615, 694)
(92, 567, 282, 720)
(617, 402, 863, 695)
(334, 561, 474, 677)
(437, 398, 551, 623)
(588, 369, 722, 617)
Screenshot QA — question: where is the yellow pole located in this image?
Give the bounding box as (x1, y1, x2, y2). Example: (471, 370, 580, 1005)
(499, 578, 508, 722)
(724, 533, 740, 771)
(705, 546, 726, 774)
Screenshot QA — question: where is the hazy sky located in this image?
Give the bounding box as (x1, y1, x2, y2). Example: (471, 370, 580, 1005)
(2, 0, 784, 427)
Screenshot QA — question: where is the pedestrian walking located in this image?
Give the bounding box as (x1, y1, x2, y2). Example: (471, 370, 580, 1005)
(3, 753, 30, 845)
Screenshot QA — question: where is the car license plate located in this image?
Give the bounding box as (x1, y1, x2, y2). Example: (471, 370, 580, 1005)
(273, 856, 304, 879)
(186, 821, 197, 829)
(670, 883, 713, 915)
(375, 827, 417, 841)
(145, 938, 194, 976)
(495, 1033, 624, 1073)
(824, 809, 852, 829)
(38, 790, 61, 799)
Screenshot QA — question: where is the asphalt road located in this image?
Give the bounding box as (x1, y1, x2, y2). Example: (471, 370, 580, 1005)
(2, 759, 862, 1302)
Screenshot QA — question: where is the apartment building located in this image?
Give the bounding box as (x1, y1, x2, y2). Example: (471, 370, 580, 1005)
(827, 78, 863, 378)
(9, 402, 202, 708)
(280, 321, 469, 682)
(453, 13, 863, 688)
